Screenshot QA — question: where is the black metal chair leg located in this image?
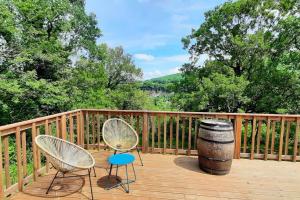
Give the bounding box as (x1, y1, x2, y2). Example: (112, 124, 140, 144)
(131, 163, 136, 181)
(88, 169, 94, 200)
(93, 166, 96, 177)
(136, 147, 144, 166)
(46, 170, 59, 194)
(125, 165, 129, 193)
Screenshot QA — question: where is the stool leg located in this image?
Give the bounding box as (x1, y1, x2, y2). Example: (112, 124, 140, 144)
(108, 164, 113, 178)
(132, 163, 136, 181)
(116, 165, 119, 178)
(125, 165, 129, 193)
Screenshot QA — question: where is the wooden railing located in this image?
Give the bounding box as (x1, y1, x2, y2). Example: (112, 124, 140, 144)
(0, 109, 299, 198)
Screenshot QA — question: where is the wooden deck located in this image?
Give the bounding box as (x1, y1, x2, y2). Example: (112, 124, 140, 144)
(11, 150, 300, 200)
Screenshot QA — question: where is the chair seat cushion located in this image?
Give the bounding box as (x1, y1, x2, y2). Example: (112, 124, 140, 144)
(108, 153, 135, 165)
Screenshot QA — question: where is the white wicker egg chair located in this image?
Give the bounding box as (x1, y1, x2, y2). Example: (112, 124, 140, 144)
(102, 118, 143, 175)
(35, 135, 96, 200)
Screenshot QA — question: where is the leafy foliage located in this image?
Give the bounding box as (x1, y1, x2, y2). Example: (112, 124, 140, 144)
(178, 0, 300, 113)
(0, 0, 151, 125)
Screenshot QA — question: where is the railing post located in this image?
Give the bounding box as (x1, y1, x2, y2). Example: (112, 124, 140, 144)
(44, 120, 49, 173)
(0, 133, 3, 199)
(31, 123, 38, 181)
(61, 114, 67, 140)
(142, 112, 149, 153)
(234, 116, 242, 159)
(293, 118, 300, 162)
(16, 127, 23, 192)
(80, 110, 85, 147)
(76, 112, 81, 146)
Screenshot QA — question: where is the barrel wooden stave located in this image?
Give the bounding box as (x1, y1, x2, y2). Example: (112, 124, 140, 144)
(197, 120, 234, 175)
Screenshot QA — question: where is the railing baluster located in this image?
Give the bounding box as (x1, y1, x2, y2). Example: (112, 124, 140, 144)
(284, 121, 290, 155)
(142, 112, 149, 153)
(256, 120, 262, 154)
(31, 123, 38, 181)
(36, 127, 41, 169)
(264, 118, 271, 160)
(61, 114, 67, 140)
(97, 114, 101, 151)
(250, 117, 256, 160)
(76, 112, 81, 145)
(194, 119, 198, 150)
(86, 112, 90, 150)
(21, 130, 27, 176)
(130, 114, 134, 126)
(243, 119, 248, 153)
(44, 120, 49, 173)
(169, 116, 173, 149)
(56, 117, 60, 138)
(234, 116, 242, 159)
(3, 135, 11, 188)
(188, 116, 192, 156)
(157, 116, 161, 148)
(271, 121, 276, 154)
(278, 117, 285, 161)
(163, 114, 167, 154)
(176, 114, 179, 155)
(137, 116, 140, 145)
(69, 114, 74, 143)
(92, 114, 95, 148)
(182, 117, 185, 149)
(293, 118, 300, 161)
(16, 127, 23, 191)
(151, 115, 155, 152)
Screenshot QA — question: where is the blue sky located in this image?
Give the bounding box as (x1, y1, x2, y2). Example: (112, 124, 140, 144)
(85, 0, 227, 80)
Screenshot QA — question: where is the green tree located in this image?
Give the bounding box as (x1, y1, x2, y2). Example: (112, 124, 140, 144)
(0, 0, 101, 124)
(104, 46, 143, 89)
(179, 0, 299, 113)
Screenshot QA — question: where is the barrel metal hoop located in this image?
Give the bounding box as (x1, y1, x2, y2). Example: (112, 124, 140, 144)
(199, 136, 234, 144)
(200, 120, 232, 128)
(199, 155, 232, 162)
(199, 126, 233, 132)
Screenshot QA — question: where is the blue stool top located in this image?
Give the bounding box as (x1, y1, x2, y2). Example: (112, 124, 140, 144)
(108, 153, 135, 165)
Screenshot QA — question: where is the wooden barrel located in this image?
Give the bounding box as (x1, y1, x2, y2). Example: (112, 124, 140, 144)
(197, 119, 234, 175)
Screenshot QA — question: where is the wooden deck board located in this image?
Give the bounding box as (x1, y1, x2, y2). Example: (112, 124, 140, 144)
(10, 150, 300, 200)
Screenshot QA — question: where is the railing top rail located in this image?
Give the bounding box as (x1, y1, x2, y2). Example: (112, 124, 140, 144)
(1, 108, 299, 134)
(82, 109, 300, 118)
(0, 109, 81, 132)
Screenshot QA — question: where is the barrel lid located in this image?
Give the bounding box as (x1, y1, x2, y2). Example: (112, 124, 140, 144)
(200, 119, 232, 128)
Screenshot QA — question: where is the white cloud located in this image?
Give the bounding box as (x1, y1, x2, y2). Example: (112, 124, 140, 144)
(134, 53, 155, 61)
(162, 54, 189, 62)
(144, 70, 163, 80)
(168, 67, 180, 74)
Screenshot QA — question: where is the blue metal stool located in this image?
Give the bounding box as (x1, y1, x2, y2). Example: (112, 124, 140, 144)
(106, 153, 136, 193)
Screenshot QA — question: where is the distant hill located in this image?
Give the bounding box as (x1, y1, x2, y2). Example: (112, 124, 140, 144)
(141, 73, 182, 93)
(147, 73, 182, 83)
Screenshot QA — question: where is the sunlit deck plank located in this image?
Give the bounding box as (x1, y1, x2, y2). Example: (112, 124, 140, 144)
(11, 151, 300, 200)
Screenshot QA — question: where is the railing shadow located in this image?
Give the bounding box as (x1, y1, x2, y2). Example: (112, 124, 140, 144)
(22, 173, 85, 198)
(174, 156, 206, 174)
